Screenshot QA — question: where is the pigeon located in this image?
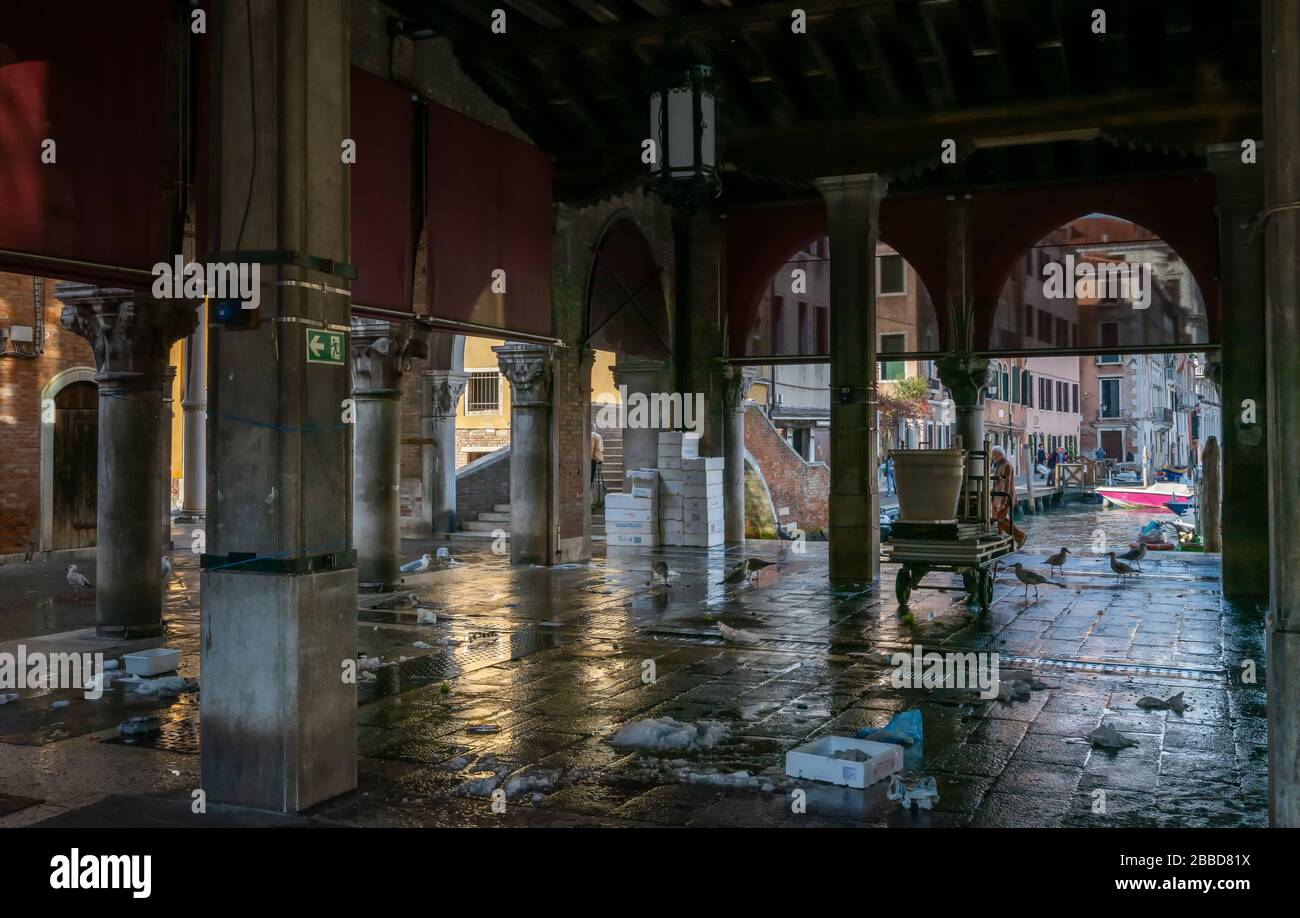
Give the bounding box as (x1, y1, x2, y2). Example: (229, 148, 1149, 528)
(1045, 547, 1071, 577)
(1137, 692, 1187, 714)
(722, 559, 751, 584)
(401, 553, 433, 574)
(1117, 541, 1147, 570)
(1088, 722, 1137, 750)
(650, 560, 671, 587)
(1106, 551, 1137, 584)
(995, 561, 1051, 601)
(746, 558, 776, 574)
(66, 564, 92, 600)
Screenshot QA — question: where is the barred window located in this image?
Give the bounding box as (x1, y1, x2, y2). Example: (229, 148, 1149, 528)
(465, 371, 501, 414)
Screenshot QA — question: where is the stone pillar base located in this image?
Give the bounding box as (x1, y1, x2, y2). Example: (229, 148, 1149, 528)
(200, 566, 358, 812)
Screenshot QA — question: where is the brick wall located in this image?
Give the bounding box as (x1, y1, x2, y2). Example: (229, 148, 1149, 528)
(455, 447, 510, 519)
(457, 427, 509, 465)
(0, 273, 97, 555)
(744, 404, 830, 535)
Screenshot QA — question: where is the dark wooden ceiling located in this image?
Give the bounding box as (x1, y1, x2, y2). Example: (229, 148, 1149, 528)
(389, 0, 1263, 203)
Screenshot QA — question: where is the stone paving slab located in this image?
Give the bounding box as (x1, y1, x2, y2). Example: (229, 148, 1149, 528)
(0, 514, 1270, 828)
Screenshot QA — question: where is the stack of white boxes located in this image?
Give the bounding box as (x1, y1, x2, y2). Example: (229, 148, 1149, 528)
(656, 431, 723, 547)
(605, 468, 658, 547)
(656, 432, 693, 546)
(682, 454, 725, 547)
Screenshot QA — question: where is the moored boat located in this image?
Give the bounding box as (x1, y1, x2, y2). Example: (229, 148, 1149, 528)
(1096, 481, 1193, 510)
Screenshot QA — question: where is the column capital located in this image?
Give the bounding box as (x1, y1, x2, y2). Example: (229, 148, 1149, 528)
(350, 319, 426, 394)
(814, 173, 889, 208)
(717, 362, 760, 414)
(935, 353, 992, 410)
(58, 285, 198, 389)
(493, 343, 553, 408)
(421, 369, 469, 420)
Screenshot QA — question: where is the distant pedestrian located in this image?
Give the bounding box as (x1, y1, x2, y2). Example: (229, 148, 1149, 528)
(884, 454, 896, 495)
(591, 430, 604, 484)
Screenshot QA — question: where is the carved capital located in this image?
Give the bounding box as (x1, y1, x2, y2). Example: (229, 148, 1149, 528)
(350, 318, 427, 394)
(57, 284, 198, 389)
(422, 369, 469, 420)
(935, 353, 992, 410)
(493, 343, 553, 408)
(719, 363, 760, 414)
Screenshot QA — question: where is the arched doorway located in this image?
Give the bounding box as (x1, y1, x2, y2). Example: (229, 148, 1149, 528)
(46, 376, 98, 550)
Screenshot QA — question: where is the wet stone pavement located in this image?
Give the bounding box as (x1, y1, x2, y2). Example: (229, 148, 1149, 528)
(0, 507, 1269, 828)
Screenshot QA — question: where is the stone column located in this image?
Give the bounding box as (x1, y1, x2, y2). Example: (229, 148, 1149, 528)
(161, 365, 176, 551)
(1208, 144, 1269, 597)
(936, 355, 992, 454)
(177, 298, 207, 524)
(494, 343, 553, 565)
(420, 369, 467, 534)
(59, 286, 197, 637)
(720, 362, 758, 543)
(1201, 436, 1222, 552)
(201, 0, 356, 813)
(816, 174, 887, 584)
(351, 319, 425, 591)
(611, 355, 673, 475)
(1264, 0, 1300, 827)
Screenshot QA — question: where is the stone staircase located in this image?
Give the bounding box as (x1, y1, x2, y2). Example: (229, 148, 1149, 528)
(458, 503, 511, 539)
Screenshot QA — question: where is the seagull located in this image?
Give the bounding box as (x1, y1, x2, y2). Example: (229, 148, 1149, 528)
(1117, 541, 1147, 571)
(649, 560, 671, 587)
(373, 592, 420, 611)
(66, 564, 92, 600)
(746, 558, 776, 576)
(995, 561, 1050, 601)
(401, 553, 433, 574)
(1106, 551, 1138, 585)
(722, 559, 751, 584)
(1045, 547, 1071, 577)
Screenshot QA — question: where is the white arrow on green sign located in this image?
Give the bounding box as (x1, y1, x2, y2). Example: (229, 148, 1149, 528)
(306, 328, 346, 366)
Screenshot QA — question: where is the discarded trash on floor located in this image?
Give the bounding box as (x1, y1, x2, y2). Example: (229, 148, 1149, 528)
(1088, 722, 1138, 750)
(467, 724, 501, 734)
(856, 707, 923, 747)
(887, 775, 940, 811)
(785, 735, 904, 789)
(133, 676, 195, 697)
(609, 716, 729, 751)
(1137, 691, 1187, 714)
(718, 622, 760, 644)
(122, 647, 180, 676)
(118, 716, 162, 738)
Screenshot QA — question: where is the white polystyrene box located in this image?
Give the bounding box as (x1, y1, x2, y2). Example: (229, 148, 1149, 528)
(606, 494, 654, 511)
(784, 736, 904, 789)
(122, 648, 181, 676)
(682, 456, 724, 471)
(607, 533, 658, 547)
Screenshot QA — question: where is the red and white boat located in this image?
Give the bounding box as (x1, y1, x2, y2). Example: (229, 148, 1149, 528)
(1095, 481, 1193, 510)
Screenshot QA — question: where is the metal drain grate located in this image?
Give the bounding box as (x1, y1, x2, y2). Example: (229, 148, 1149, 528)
(997, 653, 1228, 683)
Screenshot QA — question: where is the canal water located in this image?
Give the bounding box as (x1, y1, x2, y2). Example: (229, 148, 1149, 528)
(1014, 498, 1191, 557)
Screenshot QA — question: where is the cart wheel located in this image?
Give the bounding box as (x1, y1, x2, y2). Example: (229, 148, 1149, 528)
(961, 570, 977, 596)
(896, 569, 912, 606)
(980, 569, 994, 611)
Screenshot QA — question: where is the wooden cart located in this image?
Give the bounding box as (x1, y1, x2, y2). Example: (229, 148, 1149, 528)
(885, 440, 1015, 613)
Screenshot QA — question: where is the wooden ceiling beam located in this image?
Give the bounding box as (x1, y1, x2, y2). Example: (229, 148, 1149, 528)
(462, 0, 897, 56)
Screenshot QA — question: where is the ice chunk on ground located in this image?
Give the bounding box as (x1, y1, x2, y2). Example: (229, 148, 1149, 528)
(413, 641, 433, 649)
(416, 609, 437, 625)
(504, 769, 561, 799)
(609, 717, 729, 751)
(133, 676, 195, 697)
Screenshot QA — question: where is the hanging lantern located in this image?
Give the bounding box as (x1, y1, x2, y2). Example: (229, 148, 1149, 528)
(648, 64, 719, 206)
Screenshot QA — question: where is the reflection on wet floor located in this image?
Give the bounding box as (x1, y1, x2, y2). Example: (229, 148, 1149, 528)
(0, 506, 1269, 827)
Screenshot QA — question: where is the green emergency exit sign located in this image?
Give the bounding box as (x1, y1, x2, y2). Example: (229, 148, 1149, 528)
(306, 328, 346, 366)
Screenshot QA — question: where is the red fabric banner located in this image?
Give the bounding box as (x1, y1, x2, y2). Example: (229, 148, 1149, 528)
(426, 104, 552, 338)
(0, 1, 173, 283)
(350, 68, 415, 314)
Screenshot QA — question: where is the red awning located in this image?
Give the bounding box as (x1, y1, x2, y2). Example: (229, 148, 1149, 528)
(0, 1, 174, 284)
(350, 68, 416, 314)
(426, 104, 553, 339)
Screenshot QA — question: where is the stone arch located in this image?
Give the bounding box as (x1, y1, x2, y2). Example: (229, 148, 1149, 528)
(39, 366, 97, 551)
(585, 212, 671, 362)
